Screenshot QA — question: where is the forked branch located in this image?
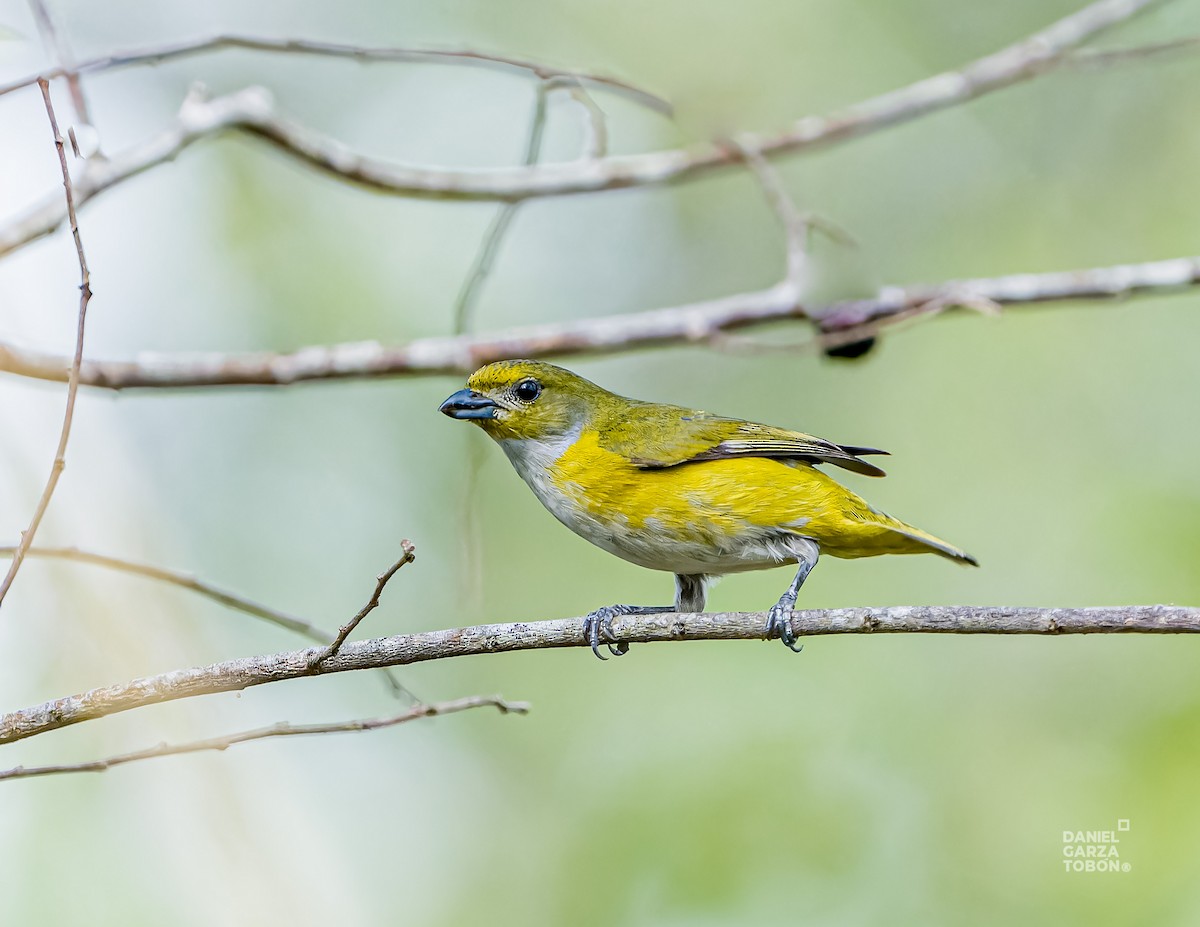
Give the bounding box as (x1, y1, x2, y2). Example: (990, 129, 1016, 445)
(0, 0, 1174, 262)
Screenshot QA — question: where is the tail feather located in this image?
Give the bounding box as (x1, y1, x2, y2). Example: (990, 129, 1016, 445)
(888, 524, 978, 566)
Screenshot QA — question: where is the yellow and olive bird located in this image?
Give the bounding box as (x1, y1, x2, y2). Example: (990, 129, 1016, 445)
(440, 361, 976, 658)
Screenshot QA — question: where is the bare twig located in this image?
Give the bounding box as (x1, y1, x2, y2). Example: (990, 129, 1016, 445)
(449, 83, 558, 616)
(0, 80, 93, 610)
(2, 544, 333, 641)
(2, 254, 1196, 389)
(0, 0, 1168, 264)
(729, 136, 809, 293)
(1, 605, 1196, 746)
(310, 542, 416, 667)
(1066, 34, 1200, 68)
(553, 79, 609, 159)
(452, 82, 552, 334)
(0, 33, 672, 113)
(26, 0, 94, 134)
(0, 86, 273, 260)
(0, 694, 528, 782)
(0, 544, 411, 698)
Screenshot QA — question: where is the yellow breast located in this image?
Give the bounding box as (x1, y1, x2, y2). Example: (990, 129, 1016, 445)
(548, 429, 867, 555)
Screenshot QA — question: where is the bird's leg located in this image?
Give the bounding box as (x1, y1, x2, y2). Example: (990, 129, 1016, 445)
(583, 604, 674, 660)
(765, 539, 820, 652)
(583, 574, 710, 660)
(674, 574, 709, 613)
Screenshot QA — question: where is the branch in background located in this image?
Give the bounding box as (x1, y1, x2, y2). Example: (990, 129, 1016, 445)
(0, 33, 672, 113)
(0, 695, 528, 782)
(1065, 33, 1200, 68)
(0, 544, 410, 698)
(310, 541, 416, 666)
(4, 544, 334, 642)
(26, 0, 95, 137)
(211, 0, 1173, 202)
(448, 82, 561, 615)
(1, 254, 1196, 389)
(730, 137, 810, 296)
(0, 85, 274, 260)
(0, 80, 92, 609)
(2, 604, 1196, 746)
(0, 0, 1173, 264)
(559, 79, 609, 160)
(452, 81, 553, 334)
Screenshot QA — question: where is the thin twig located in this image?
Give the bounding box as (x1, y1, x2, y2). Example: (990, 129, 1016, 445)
(3, 544, 334, 642)
(1066, 34, 1200, 68)
(0, 33, 672, 113)
(310, 541, 416, 667)
(452, 82, 552, 334)
(0, 85, 274, 260)
(2, 253, 1196, 389)
(449, 83, 558, 617)
(0, 543, 410, 698)
(550, 78, 609, 159)
(1, 605, 1196, 746)
(26, 0, 94, 134)
(0, 80, 93, 610)
(729, 136, 809, 292)
(0, 695, 529, 782)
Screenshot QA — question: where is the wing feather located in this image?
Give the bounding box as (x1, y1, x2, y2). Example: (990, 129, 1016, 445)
(604, 407, 888, 477)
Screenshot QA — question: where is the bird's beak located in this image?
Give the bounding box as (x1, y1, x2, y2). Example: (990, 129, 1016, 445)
(439, 388, 499, 420)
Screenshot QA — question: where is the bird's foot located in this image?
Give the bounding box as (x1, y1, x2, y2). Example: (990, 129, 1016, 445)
(582, 605, 634, 660)
(582, 605, 673, 660)
(765, 598, 803, 653)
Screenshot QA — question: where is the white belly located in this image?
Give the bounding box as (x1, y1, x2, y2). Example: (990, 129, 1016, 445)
(497, 433, 807, 575)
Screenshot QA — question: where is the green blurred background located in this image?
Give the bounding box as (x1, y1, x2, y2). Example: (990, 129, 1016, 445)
(2, 1, 1199, 924)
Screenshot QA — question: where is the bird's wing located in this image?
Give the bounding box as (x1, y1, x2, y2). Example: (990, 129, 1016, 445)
(601, 407, 889, 477)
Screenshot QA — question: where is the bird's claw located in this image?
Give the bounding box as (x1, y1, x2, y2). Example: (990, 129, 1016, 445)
(583, 606, 631, 660)
(765, 601, 804, 653)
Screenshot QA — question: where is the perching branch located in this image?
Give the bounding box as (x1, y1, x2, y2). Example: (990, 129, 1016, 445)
(2, 253, 1196, 389)
(0, 33, 671, 113)
(0, 694, 529, 782)
(2, 605, 1196, 746)
(0, 80, 93, 609)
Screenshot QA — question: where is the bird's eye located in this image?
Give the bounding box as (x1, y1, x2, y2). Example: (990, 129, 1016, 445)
(513, 379, 542, 403)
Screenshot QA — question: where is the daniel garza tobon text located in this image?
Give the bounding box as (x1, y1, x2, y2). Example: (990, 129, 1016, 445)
(1062, 824, 1131, 874)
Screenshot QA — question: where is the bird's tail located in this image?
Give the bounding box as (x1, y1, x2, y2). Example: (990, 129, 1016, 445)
(802, 466, 977, 565)
(883, 521, 978, 566)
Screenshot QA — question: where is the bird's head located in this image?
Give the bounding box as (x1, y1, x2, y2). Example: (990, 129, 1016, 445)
(439, 360, 610, 443)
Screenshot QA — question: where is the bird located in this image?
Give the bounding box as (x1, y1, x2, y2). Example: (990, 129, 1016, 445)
(439, 360, 976, 658)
